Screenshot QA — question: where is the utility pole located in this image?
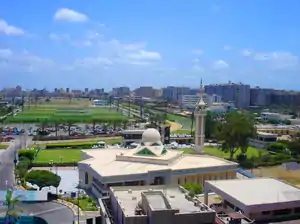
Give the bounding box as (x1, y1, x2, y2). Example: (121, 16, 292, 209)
(128, 97, 131, 117)
(77, 180, 82, 224)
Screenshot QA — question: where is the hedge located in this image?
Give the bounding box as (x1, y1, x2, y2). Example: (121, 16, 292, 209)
(31, 162, 78, 167)
(32, 133, 122, 141)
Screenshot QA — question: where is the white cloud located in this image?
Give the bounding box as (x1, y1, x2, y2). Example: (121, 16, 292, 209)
(0, 48, 55, 72)
(75, 38, 161, 67)
(192, 49, 204, 55)
(192, 58, 200, 63)
(54, 8, 88, 22)
(192, 65, 204, 72)
(74, 57, 113, 69)
(0, 19, 24, 36)
(126, 50, 161, 61)
(213, 60, 229, 69)
(0, 49, 13, 57)
(223, 45, 232, 51)
(49, 33, 70, 41)
(242, 49, 252, 56)
(254, 51, 299, 69)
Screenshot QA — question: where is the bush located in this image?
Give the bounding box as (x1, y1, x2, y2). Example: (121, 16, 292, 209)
(267, 142, 286, 152)
(18, 149, 36, 161)
(182, 183, 203, 197)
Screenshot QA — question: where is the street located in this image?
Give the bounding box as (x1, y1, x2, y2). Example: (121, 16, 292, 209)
(0, 134, 30, 190)
(0, 202, 75, 224)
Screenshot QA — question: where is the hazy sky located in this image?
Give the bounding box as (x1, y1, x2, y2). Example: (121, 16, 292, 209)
(1, 0, 300, 90)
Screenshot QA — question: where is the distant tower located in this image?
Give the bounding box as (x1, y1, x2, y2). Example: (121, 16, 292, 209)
(194, 79, 206, 153)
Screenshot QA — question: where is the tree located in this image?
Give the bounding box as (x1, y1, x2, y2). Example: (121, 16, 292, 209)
(15, 158, 30, 184)
(215, 112, 256, 160)
(205, 111, 217, 139)
(25, 170, 61, 190)
(4, 190, 22, 224)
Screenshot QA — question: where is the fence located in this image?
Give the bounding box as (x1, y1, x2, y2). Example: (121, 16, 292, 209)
(237, 168, 256, 178)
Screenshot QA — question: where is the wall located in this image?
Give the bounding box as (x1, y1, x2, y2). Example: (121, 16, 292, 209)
(175, 170, 236, 186)
(175, 212, 216, 224)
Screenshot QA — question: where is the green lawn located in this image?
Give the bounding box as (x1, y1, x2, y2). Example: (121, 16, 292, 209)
(66, 196, 98, 211)
(177, 146, 266, 159)
(43, 137, 122, 147)
(171, 129, 193, 134)
(0, 145, 8, 150)
(6, 105, 127, 124)
(34, 149, 82, 164)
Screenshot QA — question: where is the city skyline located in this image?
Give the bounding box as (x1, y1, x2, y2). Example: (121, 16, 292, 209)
(1, 0, 300, 90)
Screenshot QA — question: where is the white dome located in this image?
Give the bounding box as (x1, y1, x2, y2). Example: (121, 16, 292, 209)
(142, 128, 161, 143)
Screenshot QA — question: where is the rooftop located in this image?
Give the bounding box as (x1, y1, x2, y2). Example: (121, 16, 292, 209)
(80, 149, 236, 177)
(81, 128, 236, 177)
(110, 185, 213, 216)
(206, 178, 300, 206)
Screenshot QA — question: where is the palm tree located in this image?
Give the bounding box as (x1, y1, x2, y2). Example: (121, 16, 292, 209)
(4, 190, 22, 224)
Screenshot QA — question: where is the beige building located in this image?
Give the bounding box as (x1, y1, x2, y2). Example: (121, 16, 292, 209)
(99, 185, 217, 224)
(204, 178, 300, 223)
(78, 128, 238, 198)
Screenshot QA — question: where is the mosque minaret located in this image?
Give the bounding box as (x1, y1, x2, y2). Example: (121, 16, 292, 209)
(194, 79, 207, 153)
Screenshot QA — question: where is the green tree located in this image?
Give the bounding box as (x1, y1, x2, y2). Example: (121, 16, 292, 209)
(4, 190, 22, 224)
(215, 112, 256, 160)
(205, 111, 217, 139)
(15, 158, 30, 184)
(25, 170, 61, 190)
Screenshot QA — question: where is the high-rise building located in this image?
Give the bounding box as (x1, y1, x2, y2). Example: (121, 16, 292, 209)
(162, 86, 190, 103)
(205, 82, 250, 108)
(134, 86, 155, 98)
(112, 87, 131, 97)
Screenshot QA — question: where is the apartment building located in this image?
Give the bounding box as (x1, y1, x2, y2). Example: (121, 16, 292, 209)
(162, 86, 190, 103)
(134, 86, 155, 98)
(112, 87, 131, 97)
(205, 82, 250, 109)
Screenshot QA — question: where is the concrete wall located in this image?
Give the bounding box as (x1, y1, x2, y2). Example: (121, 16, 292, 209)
(174, 212, 216, 224)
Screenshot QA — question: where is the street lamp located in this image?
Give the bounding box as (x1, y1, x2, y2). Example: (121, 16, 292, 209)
(49, 160, 58, 195)
(77, 179, 82, 224)
(5, 180, 8, 190)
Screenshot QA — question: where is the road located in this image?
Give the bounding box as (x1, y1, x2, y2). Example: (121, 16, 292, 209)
(0, 134, 30, 190)
(0, 202, 75, 224)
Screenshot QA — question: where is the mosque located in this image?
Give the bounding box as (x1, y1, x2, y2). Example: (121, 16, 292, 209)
(78, 82, 238, 198)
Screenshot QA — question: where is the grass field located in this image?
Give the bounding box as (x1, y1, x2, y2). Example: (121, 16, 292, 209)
(177, 146, 266, 159)
(0, 145, 7, 150)
(250, 166, 300, 186)
(34, 149, 82, 164)
(6, 103, 127, 123)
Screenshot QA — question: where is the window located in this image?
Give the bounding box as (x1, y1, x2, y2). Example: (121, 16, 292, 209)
(224, 200, 234, 209)
(85, 172, 89, 184)
(294, 207, 300, 213)
(273, 209, 292, 216)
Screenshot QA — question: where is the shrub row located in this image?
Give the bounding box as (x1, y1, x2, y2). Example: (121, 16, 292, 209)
(237, 152, 300, 169)
(33, 133, 122, 141)
(45, 142, 97, 149)
(31, 162, 78, 167)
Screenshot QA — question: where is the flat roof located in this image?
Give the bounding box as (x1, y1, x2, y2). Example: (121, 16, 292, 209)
(80, 149, 236, 177)
(206, 178, 300, 206)
(111, 185, 212, 216)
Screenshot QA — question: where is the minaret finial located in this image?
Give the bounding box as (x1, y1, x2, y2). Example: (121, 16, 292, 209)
(199, 78, 204, 94)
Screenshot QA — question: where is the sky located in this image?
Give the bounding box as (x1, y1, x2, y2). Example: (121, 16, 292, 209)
(1, 0, 300, 90)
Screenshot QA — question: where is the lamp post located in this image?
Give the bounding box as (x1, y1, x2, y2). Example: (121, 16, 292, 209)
(77, 179, 82, 224)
